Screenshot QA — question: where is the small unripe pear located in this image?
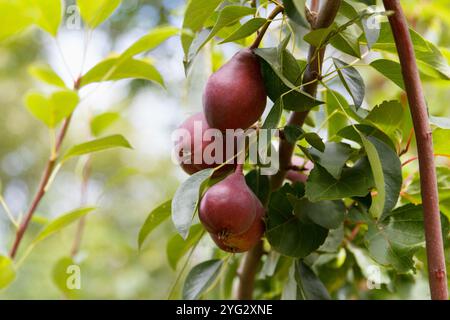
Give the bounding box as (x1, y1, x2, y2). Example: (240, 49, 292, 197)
(203, 48, 267, 131)
(199, 167, 257, 236)
(174, 112, 234, 175)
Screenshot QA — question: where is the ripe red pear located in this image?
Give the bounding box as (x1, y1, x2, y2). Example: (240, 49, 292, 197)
(211, 200, 265, 253)
(174, 112, 234, 175)
(203, 48, 267, 131)
(199, 165, 257, 236)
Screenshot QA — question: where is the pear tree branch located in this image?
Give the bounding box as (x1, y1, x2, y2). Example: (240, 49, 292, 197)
(382, 0, 448, 300)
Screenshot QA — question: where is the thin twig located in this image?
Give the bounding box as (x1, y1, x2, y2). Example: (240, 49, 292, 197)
(9, 77, 81, 259)
(250, 5, 284, 49)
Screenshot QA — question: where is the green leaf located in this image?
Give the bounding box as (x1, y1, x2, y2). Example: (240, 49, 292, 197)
(319, 225, 344, 253)
(347, 244, 391, 286)
(305, 157, 374, 202)
(262, 99, 283, 130)
(359, 135, 402, 220)
(364, 204, 447, 273)
(183, 259, 223, 300)
(368, 22, 450, 80)
(0, 256, 16, 290)
(433, 128, 450, 154)
(166, 224, 204, 270)
(90, 112, 120, 137)
(361, 12, 380, 49)
(0, 2, 33, 41)
(32, 207, 95, 245)
(303, 133, 325, 153)
(181, 0, 223, 57)
(405, 166, 450, 219)
(196, 6, 255, 54)
(325, 90, 349, 139)
(304, 27, 334, 48)
(330, 28, 361, 58)
(25, 90, 79, 128)
(365, 100, 404, 143)
(295, 260, 331, 300)
(220, 17, 266, 43)
(245, 169, 271, 204)
(138, 200, 171, 250)
(80, 57, 164, 87)
(62, 134, 132, 161)
(121, 26, 179, 60)
(370, 59, 404, 89)
(28, 63, 66, 88)
(284, 125, 305, 144)
(172, 169, 213, 239)
(27, 0, 62, 36)
(255, 47, 323, 111)
(337, 124, 396, 151)
(78, 0, 121, 28)
(283, 0, 308, 28)
(267, 184, 329, 258)
(308, 142, 353, 180)
(52, 256, 79, 298)
(333, 58, 365, 108)
(292, 198, 345, 229)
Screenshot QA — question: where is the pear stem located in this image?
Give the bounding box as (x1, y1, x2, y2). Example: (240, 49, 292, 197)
(249, 5, 284, 49)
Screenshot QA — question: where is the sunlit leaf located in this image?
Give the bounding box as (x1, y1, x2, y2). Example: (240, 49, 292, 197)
(138, 200, 171, 250)
(122, 25, 179, 59)
(359, 134, 402, 220)
(27, 0, 62, 36)
(90, 112, 120, 137)
(63, 135, 132, 161)
(25, 90, 79, 128)
(28, 63, 66, 88)
(0, 256, 16, 290)
(0, 2, 33, 41)
(166, 224, 203, 270)
(220, 17, 266, 43)
(32, 207, 95, 245)
(52, 256, 80, 299)
(78, 0, 121, 28)
(195, 6, 255, 55)
(81, 57, 164, 87)
(181, 0, 223, 57)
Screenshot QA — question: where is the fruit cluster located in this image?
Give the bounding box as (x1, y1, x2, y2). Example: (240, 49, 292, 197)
(175, 48, 268, 252)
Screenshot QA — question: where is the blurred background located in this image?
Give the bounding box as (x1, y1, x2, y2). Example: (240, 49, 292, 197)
(0, 0, 449, 299)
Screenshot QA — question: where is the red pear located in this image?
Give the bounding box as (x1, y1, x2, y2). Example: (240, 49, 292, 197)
(203, 48, 267, 131)
(211, 200, 265, 253)
(199, 167, 257, 236)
